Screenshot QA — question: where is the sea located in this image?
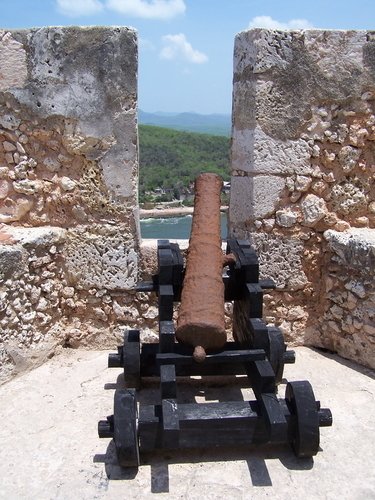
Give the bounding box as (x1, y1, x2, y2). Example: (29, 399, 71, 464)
(140, 213, 228, 239)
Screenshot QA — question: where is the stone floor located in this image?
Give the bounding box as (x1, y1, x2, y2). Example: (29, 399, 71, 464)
(0, 346, 374, 499)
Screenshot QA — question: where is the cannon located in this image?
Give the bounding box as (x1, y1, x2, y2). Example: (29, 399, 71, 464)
(98, 173, 332, 469)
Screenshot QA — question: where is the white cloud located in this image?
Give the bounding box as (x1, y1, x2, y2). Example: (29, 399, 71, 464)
(106, 0, 185, 19)
(160, 34, 208, 64)
(56, 0, 104, 16)
(248, 15, 314, 30)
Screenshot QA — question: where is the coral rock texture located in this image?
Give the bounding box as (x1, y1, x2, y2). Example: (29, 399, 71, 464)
(0, 27, 140, 382)
(229, 29, 375, 368)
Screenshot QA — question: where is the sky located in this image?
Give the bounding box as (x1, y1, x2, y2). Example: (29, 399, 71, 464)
(1, 0, 374, 114)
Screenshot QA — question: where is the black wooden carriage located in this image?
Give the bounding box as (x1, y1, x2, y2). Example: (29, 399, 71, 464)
(98, 239, 332, 468)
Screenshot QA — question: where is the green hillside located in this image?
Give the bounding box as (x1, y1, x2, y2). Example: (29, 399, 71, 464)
(139, 125, 230, 203)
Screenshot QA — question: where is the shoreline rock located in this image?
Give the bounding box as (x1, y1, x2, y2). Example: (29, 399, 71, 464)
(139, 205, 228, 219)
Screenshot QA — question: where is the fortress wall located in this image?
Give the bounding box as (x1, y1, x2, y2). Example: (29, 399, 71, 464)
(229, 29, 375, 368)
(0, 27, 142, 381)
(1, 27, 374, 381)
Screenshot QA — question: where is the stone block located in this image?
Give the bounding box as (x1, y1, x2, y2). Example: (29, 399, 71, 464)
(0, 27, 139, 226)
(6, 226, 66, 248)
(233, 29, 372, 142)
(252, 233, 308, 290)
(63, 225, 138, 290)
(231, 126, 312, 175)
(229, 175, 285, 223)
(0, 244, 27, 280)
(324, 228, 375, 274)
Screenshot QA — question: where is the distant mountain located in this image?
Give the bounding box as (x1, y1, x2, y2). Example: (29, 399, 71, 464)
(139, 110, 231, 136)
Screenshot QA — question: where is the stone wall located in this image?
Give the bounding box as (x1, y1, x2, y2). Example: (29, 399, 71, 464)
(2, 26, 374, 381)
(0, 27, 142, 382)
(316, 229, 375, 368)
(229, 29, 375, 368)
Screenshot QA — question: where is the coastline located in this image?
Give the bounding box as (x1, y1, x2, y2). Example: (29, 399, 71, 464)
(139, 205, 228, 219)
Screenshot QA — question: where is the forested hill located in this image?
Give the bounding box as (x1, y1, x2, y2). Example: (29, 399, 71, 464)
(139, 125, 230, 202)
(139, 110, 231, 136)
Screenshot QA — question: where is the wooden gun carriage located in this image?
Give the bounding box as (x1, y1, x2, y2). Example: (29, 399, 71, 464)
(98, 174, 332, 469)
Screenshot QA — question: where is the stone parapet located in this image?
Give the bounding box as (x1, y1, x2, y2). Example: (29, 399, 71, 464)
(307, 228, 375, 369)
(229, 29, 375, 367)
(0, 27, 140, 382)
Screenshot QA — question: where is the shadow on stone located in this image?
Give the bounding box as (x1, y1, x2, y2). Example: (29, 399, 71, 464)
(246, 456, 272, 486)
(312, 347, 375, 380)
(104, 382, 118, 390)
(150, 462, 169, 493)
(95, 440, 138, 480)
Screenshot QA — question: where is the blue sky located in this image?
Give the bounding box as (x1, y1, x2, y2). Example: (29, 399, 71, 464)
(1, 0, 374, 114)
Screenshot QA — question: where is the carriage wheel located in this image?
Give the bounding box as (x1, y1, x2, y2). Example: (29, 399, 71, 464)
(285, 380, 320, 458)
(113, 389, 140, 468)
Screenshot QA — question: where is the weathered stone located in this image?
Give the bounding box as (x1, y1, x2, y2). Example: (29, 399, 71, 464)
(3, 140, 16, 152)
(250, 233, 308, 290)
(295, 175, 312, 192)
(363, 323, 375, 336)
(263, 218, 275, 231)
(36, 297, 49, 312)
(0, 31, 27, 91)
(0, 114, 21, 131)
(285, 177, 294, 191)
(322, 172, 335, 183)
(278, 320, 292, 339)
(0, 180, 10, 199)
(43, 157, 61, 173)
(0, 167, 9, 179)
(288, 273, 309, 292)
(354, 216, 369, 227)
(63, 225, 138, 290)
(20, 311, 36, 323)
(334, 220, 351, 232)
(40, 280, 54, 294)
(13, 180, 40, 195)
(301, 194, 328, 226)
(29, 286, 41, 304)
(345, 280, 366, 299)
(60, 177, 76, 192)
(0, 197, 33, 223)
(338, 145, 361, 172)
(331, 182, 367, 215)
(0, 245, 27, 280)
(14, 162, 30, 180)
(287, 306, 307, 321)
(230, 29, 375, 370)
(5, 152, 14, 164)
(93, 307, 107, 321)
(232, 127, 312, 175)
(143, 306, 158, 319)
(330, 304, 344, 320)
(62, 287, 75, 299)
(16, 142, 25, 154)
(6, 226, 66, 247)
(276, 209, 298, 228)
(311, 144, 320, 157)
(290, 191, 302, 202)
(229, 175, 285, 222)
(324, 229, 375, 274)
(346, 292, 357, 310)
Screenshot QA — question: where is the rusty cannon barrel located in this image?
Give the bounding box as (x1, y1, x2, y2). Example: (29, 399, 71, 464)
(175, 173, 226, 362)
